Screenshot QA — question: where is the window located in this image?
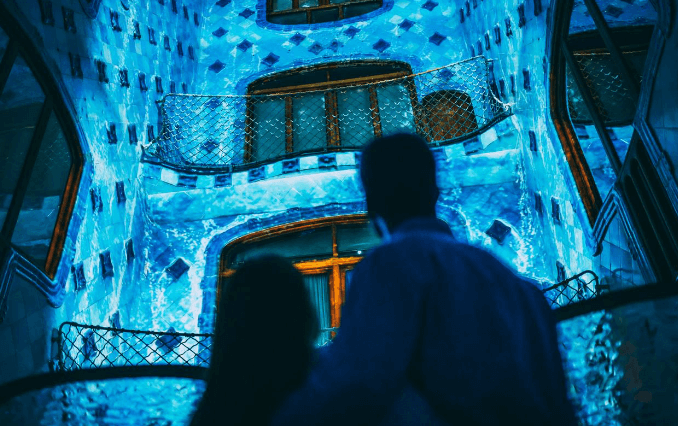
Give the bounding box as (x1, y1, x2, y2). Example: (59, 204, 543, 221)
(220, 216, 381, 345)
(550, 0, 655, 223)
(267, 0, 383, 25)
(420, 90, 479, 143)
(551, 0, 678, 281)
(0, 12, 83, 278)
(245, 61, 416, 164)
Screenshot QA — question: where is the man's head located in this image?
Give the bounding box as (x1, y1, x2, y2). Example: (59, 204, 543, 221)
(360, 133, 439, 231)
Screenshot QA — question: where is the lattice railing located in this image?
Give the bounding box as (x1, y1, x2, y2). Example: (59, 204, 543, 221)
(542, 270, 605, 309)
(144, 56, 511, 173)
(55, 322, 338, 371)
(56, 322, 213, 371)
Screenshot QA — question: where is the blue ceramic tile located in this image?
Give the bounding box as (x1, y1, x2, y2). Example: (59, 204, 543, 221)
(534, 192, 543, 215)
(215, 174, 232, 187)
(216, 0, 232, 6)
(239, 8, 255, 19)
(551, 197, 561, 223)
(604, 5, 624, 18)
(463, 137, 482, 155)
(485, 220, 511, 244)
(523, 68, 531, 91)
(155, 76, 163, 93)
(209, 60, 225, 73)
(90, 187, 103, 213)
(110, 311, 122, 329)
(344, 26, 360, 38)
(126, 239, 135, 262)
(107, 123, 117, 144)
(166, 259, 190, 280)
(282, 158, 300, 174)
(328, 40, 342, 52)
(95, 60, 108, 83)
(133, 21, 141, 39)
(372, 39, 391, 53)
(155, 327, 182, 351)
(201, 138, 219, 153)
(429, 32, 447, 46)
(534, 0, 542, 15)
(248, 166, 265, 182)
(212, 27, 227, 38)
(261, 53, 280, 67)
(148, 27, 157, 45)
(100, 250, 114, 278)
(318, 154, 337, 169)
(309, 42, 324, 55)
(178, 175, 198, 187)
(128, 124, 137, 145)
(431, 147, 446, 161)
(119, 69, 129, 87)
(163, 35, 172, 51)
(115, 181, 126, 203)
(529, 130, 537, 152)
(289, 33, 306, 45)
(556, 261, 566, 282)
(68, 53, 83, 78)
(422, 0, 438, 11)
(177, 41, 183, 56)
(459, 8, 465, 23)
(62, 7, 76, 33)
(72, 263, 86, 291)
(110, 10, 122, 32)
(399, 19, 415, 31)
(518, 3, 526, 27)
(39, 0, 54, 26)
(237, 39, 253, 52)
(83, 330, 98, 360)
(139, 72, 148, 91)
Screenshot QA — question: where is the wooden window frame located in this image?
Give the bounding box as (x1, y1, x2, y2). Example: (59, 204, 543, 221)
(219, 215, 370, 331)
(267, 0, 383, 25)
(0, 6, 84, 279)
(244, 61, 416, 163)
(549, 0, 652, 225)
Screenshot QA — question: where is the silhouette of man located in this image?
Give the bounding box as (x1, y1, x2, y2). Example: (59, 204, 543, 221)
(271, 133, 578, 426)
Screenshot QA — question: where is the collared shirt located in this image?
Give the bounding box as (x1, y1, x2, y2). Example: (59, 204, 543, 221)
(271, 216, 577, 426)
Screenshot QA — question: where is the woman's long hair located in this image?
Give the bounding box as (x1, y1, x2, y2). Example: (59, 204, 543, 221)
(191, 255, 319, 426)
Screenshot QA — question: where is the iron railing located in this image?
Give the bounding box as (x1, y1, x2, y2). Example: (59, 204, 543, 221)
(542, 270, 604, 309)
(55, 322, 338, 372)
(143, 56, 511, 173)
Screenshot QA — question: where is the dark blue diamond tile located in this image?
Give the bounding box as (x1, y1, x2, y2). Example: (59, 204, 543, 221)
(551, 198, 561, 223)
(429, 32, 447, 46)
(398, 19, 415, 31)
(248, 166, 265, 182)
(115, 181, 126, 204)
(216, 0, 231, 6)
(308, 42, 324, 55)
(289, 33, 306, 45)
(328, 40, 342, 52)
(83, 330, 97, 360)
(237, 39, 253, 52)
(100, 251, 114, 279)
(202, 139, 219, 153)
(485, 220, 511, 244)
(422, 0, 439, 11)
(215, 173, 232, 187)
(110, 311, 122, 329)
(72, 263, 86, 291)
(166, 258, 190, 280)
(208, 60, 226, 73)
(372, 39, 391, 53)
(344, 26, 360, 38)
(528, 130, 538, 152)
(318, 154, 337, 169)
(431, 147, 446, 162)
(178, 175, 198, 187)
(126, 239, 135, 262)
(212, 27, 227, 37)
(534, 193, 543, 215)
(604, 5, 624, 17)
(282, 158, 300, 174)
(239, 8, 255, 18)
(262, 53, 280, 67)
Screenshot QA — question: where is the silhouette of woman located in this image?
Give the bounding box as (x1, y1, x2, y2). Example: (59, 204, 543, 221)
(191, 255, 319, 426)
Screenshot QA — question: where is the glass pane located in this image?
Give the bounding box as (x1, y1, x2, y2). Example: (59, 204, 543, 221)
(344, 2, 381, 18)
(293, 92, 326, 153)
(0, 26, 9, 63)
(593, 0, 657, 28)
(311, 7, 339, 23)
(337, 87, 373, 147)
(558, 294, 678, 425)
(595, 212, 646, 289)
(303, 273, 332, 346)
(228, 226, 333, 267)
(0, 378, 205, 425)
(572, 123, 616, 200)
(336, 222, 381, 256)
(376, 83, 416, 136)
(299, 0, 319, 7)
(567, 53, 640, 125)
(252, 97, 286, 162)
(269, 12, 307, 24)
(606, 125, 632, 165)
(272, 0, 293, 11)
(11, 113, 72, 269)
(0, 55, 45, 229)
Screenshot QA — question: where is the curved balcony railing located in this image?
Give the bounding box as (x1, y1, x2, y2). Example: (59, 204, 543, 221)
(143, 56, 511, 173)
(542, 270, 604, 309)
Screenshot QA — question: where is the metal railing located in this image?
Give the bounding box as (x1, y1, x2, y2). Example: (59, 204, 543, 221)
(55, 322, 339, 371)
(143, 56, 511, 173)
(542, 270, 604, 309)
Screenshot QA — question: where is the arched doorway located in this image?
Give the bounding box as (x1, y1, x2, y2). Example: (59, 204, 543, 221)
(219, 215, 380, 344)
